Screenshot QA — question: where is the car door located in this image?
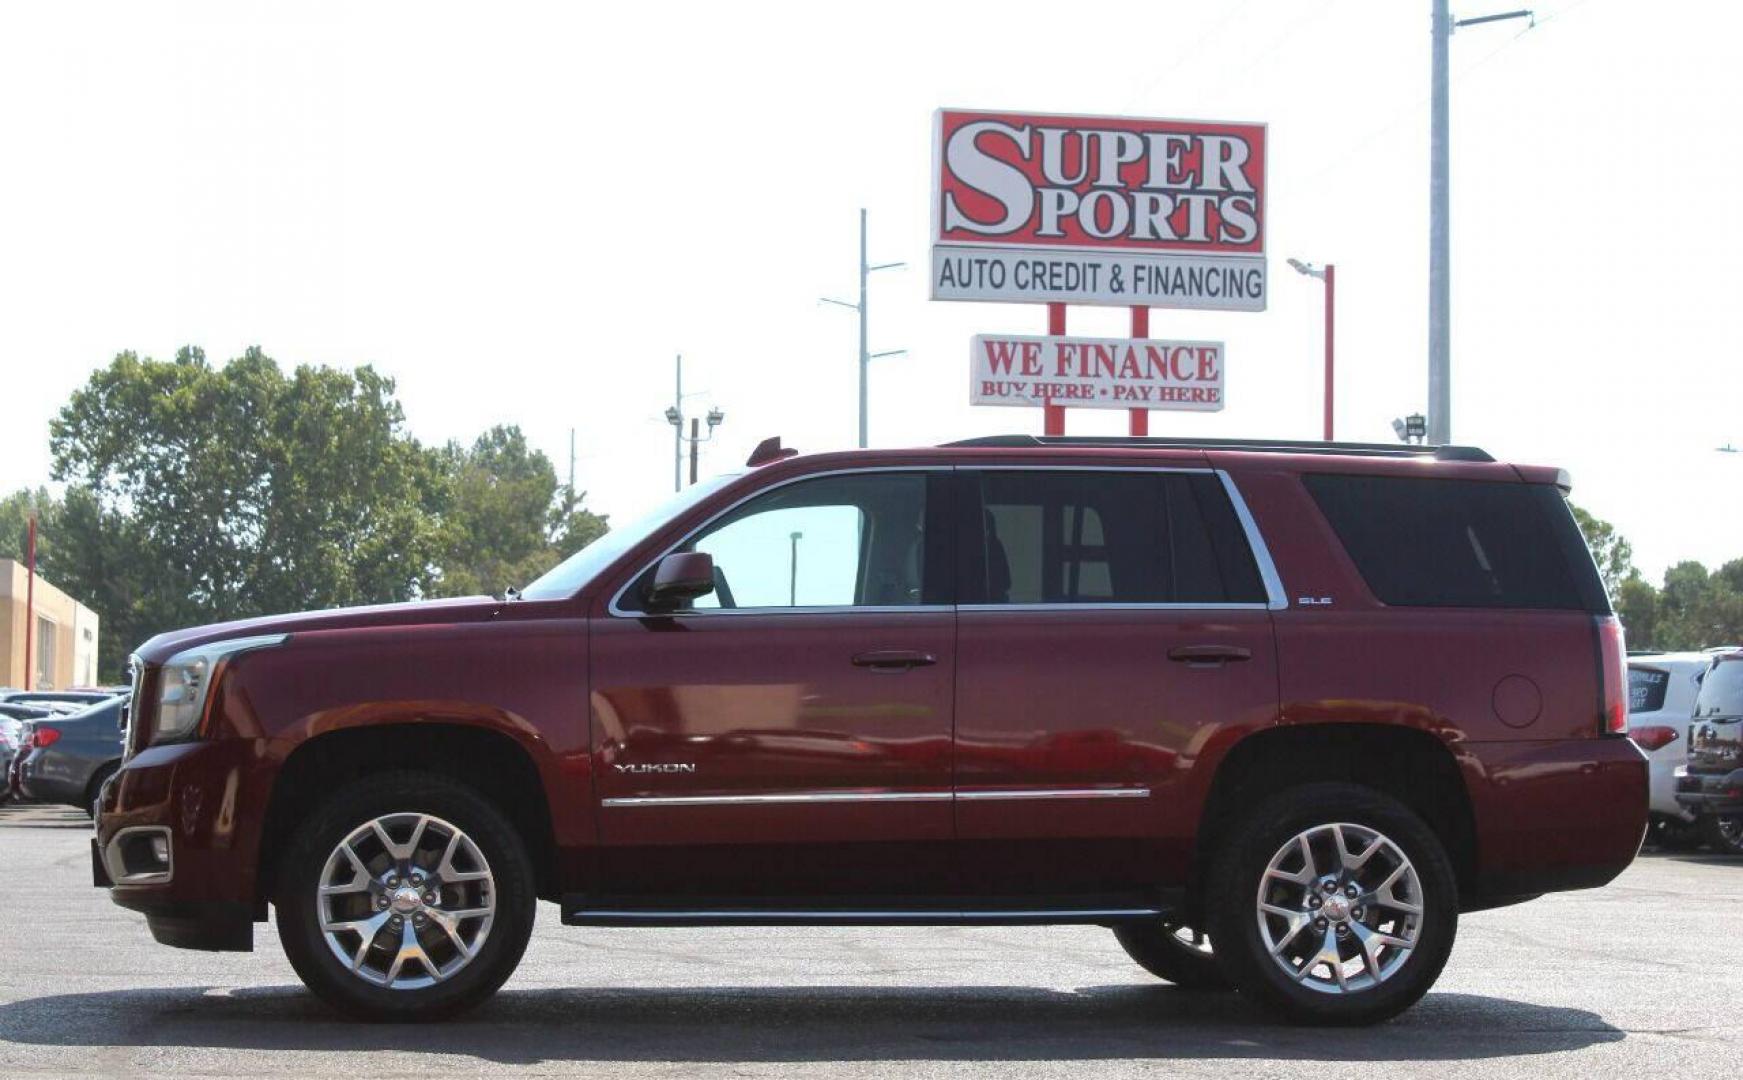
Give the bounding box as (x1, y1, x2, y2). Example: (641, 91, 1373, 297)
(587, 468, 958, 905)
(952, 466, 1280, 901)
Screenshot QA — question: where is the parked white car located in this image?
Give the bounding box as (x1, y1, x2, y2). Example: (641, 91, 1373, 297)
(1628, 652, 1721, 847)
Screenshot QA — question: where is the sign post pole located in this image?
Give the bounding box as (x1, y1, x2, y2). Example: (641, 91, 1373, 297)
(1323, 264, 1336, 441)
(1129, 306, 1149, 436)
(1044, 303, 1067, 435)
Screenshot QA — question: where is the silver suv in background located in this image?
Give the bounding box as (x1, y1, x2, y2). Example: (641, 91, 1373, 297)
(1676, 650, 1743, 855)
(1628, 652, 1719, 848)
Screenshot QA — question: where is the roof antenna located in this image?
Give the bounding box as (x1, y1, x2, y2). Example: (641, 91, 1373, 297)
(746, 437, 798, 467)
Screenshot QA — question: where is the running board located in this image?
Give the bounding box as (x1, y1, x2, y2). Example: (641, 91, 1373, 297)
(560, 893, 1179, 927)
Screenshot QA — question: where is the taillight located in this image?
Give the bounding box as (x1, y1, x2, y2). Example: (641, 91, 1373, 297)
(1629, 725, 1679, 752)
(1597, 616, 1627, 735)
(33, 727, 61, 749)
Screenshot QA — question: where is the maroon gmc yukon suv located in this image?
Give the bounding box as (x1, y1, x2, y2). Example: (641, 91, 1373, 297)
(93, 436, 1647, 1025)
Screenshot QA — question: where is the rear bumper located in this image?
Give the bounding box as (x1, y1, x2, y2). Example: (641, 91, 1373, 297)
(93, 739, 265, 951)
(1674, 768, 1743, 816)
(1463, 737, 1648, 901)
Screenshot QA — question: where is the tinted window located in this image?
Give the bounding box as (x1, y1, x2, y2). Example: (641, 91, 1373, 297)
(1695, 658, 1743, 718)
(1628, 666, 1671, 714)
(964, 470, 1264, 605)
(636, 472, 933, 611)
(1304, 475, 1604, 610)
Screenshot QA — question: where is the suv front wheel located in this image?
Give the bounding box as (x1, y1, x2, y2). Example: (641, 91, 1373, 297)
(274, 771, 536, 1021)
(1205, 782, 1458, 1025)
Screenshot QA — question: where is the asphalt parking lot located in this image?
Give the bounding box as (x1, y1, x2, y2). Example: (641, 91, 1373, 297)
(2, 803, 1740, 1079)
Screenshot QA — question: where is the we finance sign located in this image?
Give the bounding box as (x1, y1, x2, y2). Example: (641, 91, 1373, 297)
(971, 334, 1226, 412)
(932, 109, 1266, 310)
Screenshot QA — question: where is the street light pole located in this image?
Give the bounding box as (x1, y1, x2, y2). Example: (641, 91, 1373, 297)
(1287, 259, 1336, 441)
(1429, 3, 1534, 446)
(822, 208, 905, 448)
(1429, 0, 1451, 446)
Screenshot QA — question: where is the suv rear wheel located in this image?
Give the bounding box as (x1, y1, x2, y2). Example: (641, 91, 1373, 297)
(1702, 814, 1743, 856)
(274, 771, 536, 1021)
(1112, 921, 1230, 990)
(1205, 782, 1458, 1025)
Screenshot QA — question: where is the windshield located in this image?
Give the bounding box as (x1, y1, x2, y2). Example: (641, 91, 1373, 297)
(519, 472, 742, 601)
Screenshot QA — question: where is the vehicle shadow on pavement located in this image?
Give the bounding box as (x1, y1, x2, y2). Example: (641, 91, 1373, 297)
(0, 984, 1624, 1065)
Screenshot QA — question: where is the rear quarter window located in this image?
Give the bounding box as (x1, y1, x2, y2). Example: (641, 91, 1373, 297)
(1694, 658, 1743, 718)
(1303, 474, 1608, 611)
(1628, 666, 1671, 714)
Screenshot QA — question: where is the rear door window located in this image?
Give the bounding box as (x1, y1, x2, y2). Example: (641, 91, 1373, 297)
(1303, 475, 1606, 611)
(960, 470, 1265, 605)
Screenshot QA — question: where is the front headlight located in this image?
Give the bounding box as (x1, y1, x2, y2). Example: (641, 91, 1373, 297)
(153, 634, 287, 744)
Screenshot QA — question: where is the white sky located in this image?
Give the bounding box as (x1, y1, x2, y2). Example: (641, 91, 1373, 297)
(2, 0, 1740, 582)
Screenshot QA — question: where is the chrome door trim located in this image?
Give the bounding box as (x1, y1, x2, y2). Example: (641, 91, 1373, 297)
(600, 790, 954, 808)
(601, 787, 1148, 808)
(956, 787, 1151, 800)
(607, 465, 952, 619)
(1216, 470, 1289, 611)
(957, 603, 1269, 613)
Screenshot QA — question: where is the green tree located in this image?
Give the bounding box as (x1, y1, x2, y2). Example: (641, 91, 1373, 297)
(49, 347, 448, 676)
(0, 487, 61, 568)
(431, 425, 608, 597)
(1570, 504, 1636, 600)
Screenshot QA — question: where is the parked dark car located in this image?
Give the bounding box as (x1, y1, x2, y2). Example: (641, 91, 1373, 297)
(94, 437, 1646, 1025)
(0, 690, 119, 709)
(1, 704, 52, 803)
(17, 695, 127, 815)
(1676, 649, 1743, 854)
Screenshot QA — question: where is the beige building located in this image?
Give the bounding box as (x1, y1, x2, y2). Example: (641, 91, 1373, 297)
(0, 560, 101, 690)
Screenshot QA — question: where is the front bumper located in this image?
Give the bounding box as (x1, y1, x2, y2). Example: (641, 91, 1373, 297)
(93, 739, 264, 952)
(1674, 767, 1743, 817)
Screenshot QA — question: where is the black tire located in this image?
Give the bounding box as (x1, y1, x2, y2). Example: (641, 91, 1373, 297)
(1645, 815, 1702, 852)
(1701, 814, 1743, 856)
(82, 762, 119, 818)
(274, 771, 536, 1021)
(1113, 921, 1231, 990)
(1204, 782, 1459, 1026)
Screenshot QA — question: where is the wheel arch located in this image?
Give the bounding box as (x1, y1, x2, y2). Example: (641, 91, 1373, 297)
(255, 721, 562, 909)
(1192, 723, 1478, 913)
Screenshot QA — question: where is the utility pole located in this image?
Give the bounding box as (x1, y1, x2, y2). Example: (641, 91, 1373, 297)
(665, 360, 726, 490)
(789, 531, 802, 606)
(688, 418, 701, 486)
(23, 515, 36, 691)
(671, 355, 683, 492)
(566, 428, 576, 517)
(822, 208, 905, 448)
(1429, 3, 1533, 446)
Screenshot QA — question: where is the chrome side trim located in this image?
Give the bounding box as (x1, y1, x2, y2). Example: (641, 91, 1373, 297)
(957, 603, 1268, 613)
(575, 908, 1165, 920)
(601, 791, 954, 808)
(601, 787, 1148, 807)
(607, 465, 952, 619)
(1216, 470, 1288, 611)
(956, 787, 1151, 801)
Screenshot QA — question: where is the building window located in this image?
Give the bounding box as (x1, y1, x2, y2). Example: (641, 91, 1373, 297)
(35, 616, 57, 690)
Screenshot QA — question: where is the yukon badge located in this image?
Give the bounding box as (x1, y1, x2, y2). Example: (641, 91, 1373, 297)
(613, 763, 698, 774)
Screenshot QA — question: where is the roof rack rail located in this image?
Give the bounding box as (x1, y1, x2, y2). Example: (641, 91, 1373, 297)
(942, 435, 1495, 463)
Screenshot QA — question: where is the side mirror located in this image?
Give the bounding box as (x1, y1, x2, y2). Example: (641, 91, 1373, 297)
(646, 551, 715, 609)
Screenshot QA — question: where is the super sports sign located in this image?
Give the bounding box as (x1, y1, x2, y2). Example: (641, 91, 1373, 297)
(931, 109, 1267, 310)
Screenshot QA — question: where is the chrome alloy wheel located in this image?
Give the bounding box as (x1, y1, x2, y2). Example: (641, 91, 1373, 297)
(317, 813, 496, 990)
(1255, 822, 1424, 995)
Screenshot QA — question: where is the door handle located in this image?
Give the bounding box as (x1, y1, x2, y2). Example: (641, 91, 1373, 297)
(1168, 645, 1253, 667)
(852, 650, 938, 672)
